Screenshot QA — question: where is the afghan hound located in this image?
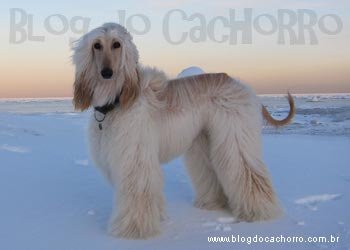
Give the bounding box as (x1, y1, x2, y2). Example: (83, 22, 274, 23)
(72, 23, 295, 239)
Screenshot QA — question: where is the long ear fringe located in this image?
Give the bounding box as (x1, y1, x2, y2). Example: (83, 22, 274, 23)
(120, 69, 140, 110)
(72, 34, 94, 111)
(73, 71, 93, 111)
(119, 35, 140, 110)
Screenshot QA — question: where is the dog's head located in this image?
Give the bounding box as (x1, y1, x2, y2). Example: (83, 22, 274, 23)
(72, 23, 140, 111)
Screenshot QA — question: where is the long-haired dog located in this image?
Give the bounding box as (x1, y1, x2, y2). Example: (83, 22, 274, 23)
(72, 23, 295, 239)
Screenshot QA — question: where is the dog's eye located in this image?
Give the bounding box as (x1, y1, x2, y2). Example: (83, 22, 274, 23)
(94, 43, 102, 50)
(112, 41, 121, 49)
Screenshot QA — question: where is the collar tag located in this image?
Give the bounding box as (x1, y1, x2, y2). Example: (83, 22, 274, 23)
(93, 96, 120, 131)
(94, 111, 106, 130)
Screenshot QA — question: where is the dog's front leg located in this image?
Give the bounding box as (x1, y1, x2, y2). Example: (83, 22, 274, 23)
(108, 138, 164, 239)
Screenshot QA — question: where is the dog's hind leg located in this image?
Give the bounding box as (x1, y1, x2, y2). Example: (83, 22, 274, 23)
(185, 133, 227, 210)
(209, 107, 282, 221)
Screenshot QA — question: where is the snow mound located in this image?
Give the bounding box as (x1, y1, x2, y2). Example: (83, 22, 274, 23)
(0, 144, 30, 153)
(177, 66, 205, 78)
(74, 159, 89, 166)
(295, 194, 342, 205)
(217, 217, 237, 224)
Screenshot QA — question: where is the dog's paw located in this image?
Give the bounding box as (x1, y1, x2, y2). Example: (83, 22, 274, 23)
(232, 200, 283, 222)
(108, 217, 160, 239)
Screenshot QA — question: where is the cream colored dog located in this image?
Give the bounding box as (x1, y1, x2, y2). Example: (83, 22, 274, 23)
(72, 23, 295, 239)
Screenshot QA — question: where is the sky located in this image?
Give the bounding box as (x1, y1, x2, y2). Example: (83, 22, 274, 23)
(0, 0, 349, 98)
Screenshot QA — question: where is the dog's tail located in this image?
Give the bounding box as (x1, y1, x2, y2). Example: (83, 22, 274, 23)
(261, 92, 295, 127)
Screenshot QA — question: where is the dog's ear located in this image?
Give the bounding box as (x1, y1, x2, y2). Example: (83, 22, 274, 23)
(120, 69, 140, 110)
(72, 32, 94, 111)
(73, 71, 93, 111)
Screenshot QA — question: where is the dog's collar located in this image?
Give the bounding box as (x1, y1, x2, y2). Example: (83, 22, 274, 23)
(94, 96, 120, 115)
(93, 96, 120, 130)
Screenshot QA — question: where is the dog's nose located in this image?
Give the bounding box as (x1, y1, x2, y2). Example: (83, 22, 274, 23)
(101, 68, 113, 79)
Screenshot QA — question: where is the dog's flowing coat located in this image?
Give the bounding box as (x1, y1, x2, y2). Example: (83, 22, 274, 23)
(72, 23, 295, 239)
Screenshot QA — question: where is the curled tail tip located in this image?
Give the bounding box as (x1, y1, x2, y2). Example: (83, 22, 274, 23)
(287, 92, 296, 119)
(262, 92, 295, 127)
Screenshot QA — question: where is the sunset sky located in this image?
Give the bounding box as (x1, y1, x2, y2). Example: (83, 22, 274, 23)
(0, 0, 349, 98)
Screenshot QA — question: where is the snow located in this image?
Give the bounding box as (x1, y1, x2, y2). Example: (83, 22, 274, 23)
(1, 105, 349, 250)
(177, 66, 205, 78)
(297, 221, 306, 226)
(217, 217, 238, 224)
(87, 209, 96, 216)
(74, 159, 89, 166)
(0, 68, 349, 249)
(0, 144, 30, 153)
(260, 93, 350, 136)
(295, 194, 342, 206)
(295, 194, 343, 212)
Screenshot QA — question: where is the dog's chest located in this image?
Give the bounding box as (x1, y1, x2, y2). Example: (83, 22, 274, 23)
(88, 115, 119, 171)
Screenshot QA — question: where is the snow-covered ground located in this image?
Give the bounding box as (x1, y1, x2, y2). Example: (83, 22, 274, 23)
(0, 93, 349, 250)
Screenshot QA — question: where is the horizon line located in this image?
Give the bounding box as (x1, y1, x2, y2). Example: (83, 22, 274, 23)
(1, 92, 350, 100)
